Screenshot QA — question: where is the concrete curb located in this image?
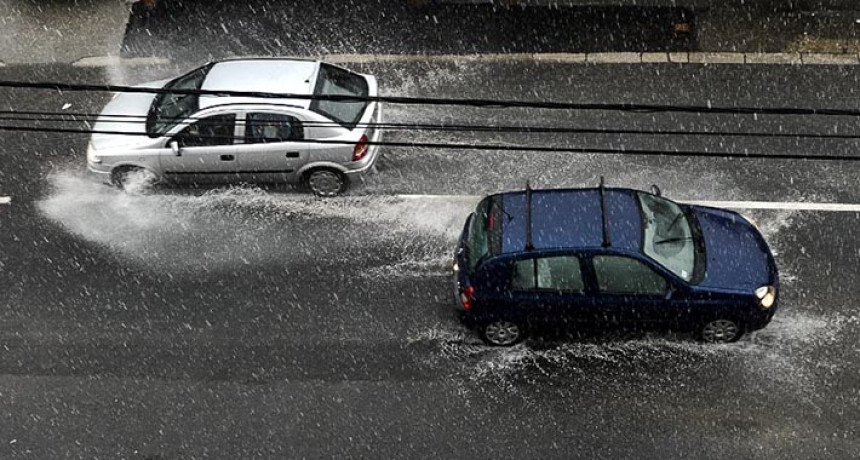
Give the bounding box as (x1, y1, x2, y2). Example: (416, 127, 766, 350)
(62, 52, 860, 67)
(324, 52, 860, 65)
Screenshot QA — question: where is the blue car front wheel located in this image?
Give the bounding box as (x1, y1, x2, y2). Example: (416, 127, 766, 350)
(700, 319, 743, 344)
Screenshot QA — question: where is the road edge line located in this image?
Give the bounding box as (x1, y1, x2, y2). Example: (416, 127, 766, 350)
(64, 52, 860, 67)
(393, 195, 860, 212)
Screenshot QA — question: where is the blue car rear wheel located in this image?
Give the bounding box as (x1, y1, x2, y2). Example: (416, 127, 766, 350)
(480, 320, 526, 346)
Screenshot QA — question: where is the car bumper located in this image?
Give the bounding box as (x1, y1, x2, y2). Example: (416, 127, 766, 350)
(87, 163, 112, 184)
(343, 115, 383, 176)
(343, 144, 381, 176)
(746, 307, 777, 332)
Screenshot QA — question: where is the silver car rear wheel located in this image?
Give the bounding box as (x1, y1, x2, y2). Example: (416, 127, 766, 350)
(481, 320, 524, 346)
(306, 169, 345, 197)
(701, 319, 742, 343)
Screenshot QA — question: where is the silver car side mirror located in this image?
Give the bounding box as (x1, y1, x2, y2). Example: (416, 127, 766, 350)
(170, 140, 181, 156)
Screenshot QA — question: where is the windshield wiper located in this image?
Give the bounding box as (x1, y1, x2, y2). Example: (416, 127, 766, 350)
(666, 212, 685, 232)
(655, 236, 693, 245)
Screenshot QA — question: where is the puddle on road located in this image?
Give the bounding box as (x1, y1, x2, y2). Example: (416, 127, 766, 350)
(404, 209, 853, 405)
(37, 171, 475, 276)
(408, 308, 858, 404)
(37, 169, 801, 283)
(37, 169, 850, 404)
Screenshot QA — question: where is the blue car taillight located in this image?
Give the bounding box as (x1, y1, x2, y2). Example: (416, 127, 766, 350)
(459, 286, 475, 310)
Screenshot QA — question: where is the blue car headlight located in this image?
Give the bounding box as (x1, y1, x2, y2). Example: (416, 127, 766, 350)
(755, 286, 776, 309)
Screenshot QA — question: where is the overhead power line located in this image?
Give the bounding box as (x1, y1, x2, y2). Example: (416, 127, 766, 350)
(2, 79, 860, 116)
(1, 110, 859, 140)
(2, 123, 859, 162)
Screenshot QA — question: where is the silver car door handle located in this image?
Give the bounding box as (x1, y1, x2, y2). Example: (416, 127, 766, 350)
(285, 151, 300, 158)
(220, 154, 235, 161)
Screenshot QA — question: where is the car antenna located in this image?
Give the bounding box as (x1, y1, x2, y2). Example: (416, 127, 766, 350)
(525, 180, 534, 251)
(599, 176, 611, 248)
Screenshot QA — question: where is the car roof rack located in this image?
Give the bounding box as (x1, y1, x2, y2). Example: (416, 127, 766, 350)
(599, 177, 611, 248)
(525, 180, 534, 252)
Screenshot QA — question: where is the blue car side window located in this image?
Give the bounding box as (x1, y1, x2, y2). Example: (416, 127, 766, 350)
(594, 255, 666, 295)
(511, 259, 536, 290)
(511, 256, 584, 293)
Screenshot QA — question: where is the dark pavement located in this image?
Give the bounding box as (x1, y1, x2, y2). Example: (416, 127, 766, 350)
(1, 58, 859, 458)
(121, 0, 697, 61)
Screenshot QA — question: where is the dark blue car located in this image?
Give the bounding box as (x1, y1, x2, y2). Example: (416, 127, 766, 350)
(453, 183, 779, 346)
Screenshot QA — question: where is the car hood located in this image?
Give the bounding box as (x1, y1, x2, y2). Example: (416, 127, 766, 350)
(90, 78, 171, 151)
(691, 205, 777, 292)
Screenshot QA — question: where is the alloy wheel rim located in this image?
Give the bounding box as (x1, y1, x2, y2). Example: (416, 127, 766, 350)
(309, 171, 343, 197)
(702, 319, 739, 343)
(484, 321, 521, 346)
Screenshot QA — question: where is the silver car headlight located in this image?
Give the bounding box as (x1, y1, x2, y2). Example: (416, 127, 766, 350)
(86, 141, 102, 164)
(755, 285, 776, 309)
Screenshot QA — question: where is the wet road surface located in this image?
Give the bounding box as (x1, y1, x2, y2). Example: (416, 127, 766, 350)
(1, 59, 859, 458)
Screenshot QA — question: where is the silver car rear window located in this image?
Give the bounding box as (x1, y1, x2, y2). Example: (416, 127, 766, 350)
(310, 64, 369, 129)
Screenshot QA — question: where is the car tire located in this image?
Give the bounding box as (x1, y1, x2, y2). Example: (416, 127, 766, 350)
(305, 168, 347, 197)
(480, 319, 526, 347)
(699, 318, 743, 344)
(110, 166, 160, 193)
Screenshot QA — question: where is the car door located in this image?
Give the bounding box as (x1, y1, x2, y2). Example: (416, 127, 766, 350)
(590, 254, 671, 325)
(235, 111, 308, 183)
(160, 113, 240, 184)
(508, 254, 590, 328)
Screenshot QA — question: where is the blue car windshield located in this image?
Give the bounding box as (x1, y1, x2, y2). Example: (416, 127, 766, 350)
(638, 193, 696, 282)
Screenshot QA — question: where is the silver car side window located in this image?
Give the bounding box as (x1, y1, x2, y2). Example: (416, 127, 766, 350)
(173, 114, 236, 148)
(245, 113, 305, 144)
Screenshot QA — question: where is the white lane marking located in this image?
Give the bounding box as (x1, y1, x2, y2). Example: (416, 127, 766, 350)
(395, 195, 860, 212)
(685, 200, 860, 212)
(0, 196, 11, 205)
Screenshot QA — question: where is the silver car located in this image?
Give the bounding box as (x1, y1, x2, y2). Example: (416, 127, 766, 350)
(86, 58, 382, 196)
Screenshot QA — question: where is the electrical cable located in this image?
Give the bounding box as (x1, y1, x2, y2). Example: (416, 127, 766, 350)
(2, 123, 859, 162)
(2, 79, 860, 116)
(1, 110, 858, 140)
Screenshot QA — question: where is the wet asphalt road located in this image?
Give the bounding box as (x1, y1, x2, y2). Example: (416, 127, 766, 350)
(3, 4, 860, 456)
(1, 59, 859, 458)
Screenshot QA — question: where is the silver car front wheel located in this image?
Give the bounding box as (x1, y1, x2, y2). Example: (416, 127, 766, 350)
(111, 166, 160, 194)
(481, 320, 524, 346)
(701, 319, 742, 343)
(306, 169, 345, 197)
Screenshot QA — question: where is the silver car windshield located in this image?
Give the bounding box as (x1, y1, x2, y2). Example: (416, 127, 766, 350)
(310, 64, 369, 129)
(638, 192, 695, 282)
(147, 65, 210, 136)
